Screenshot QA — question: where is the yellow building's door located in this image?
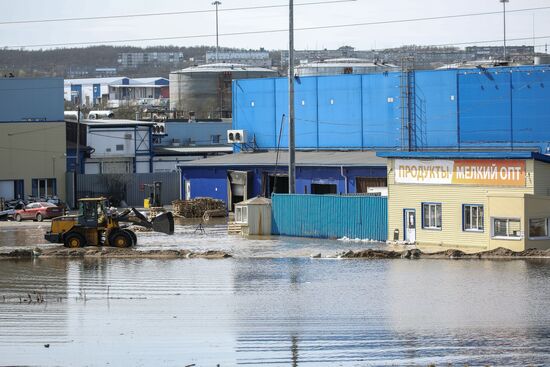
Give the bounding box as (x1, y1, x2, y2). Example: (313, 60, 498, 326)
(404, 209, 416, 243)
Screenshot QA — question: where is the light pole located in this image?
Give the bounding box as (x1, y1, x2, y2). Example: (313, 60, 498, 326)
(212, 1, 222, 62)
(288, 0, 296, 194)
(500, 0, 509, 61)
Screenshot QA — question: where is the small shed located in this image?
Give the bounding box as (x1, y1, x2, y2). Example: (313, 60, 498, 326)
(234, 196, 272, 236)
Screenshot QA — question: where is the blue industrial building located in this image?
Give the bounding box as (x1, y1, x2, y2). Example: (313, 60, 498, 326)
(178, 64, 550, 208)
(178, 151, 386, 209)
(0, 77, 64, 122)
(232, 65, 550, 152)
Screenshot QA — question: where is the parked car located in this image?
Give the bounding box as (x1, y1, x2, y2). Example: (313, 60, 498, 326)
(13, 202, 64, 222)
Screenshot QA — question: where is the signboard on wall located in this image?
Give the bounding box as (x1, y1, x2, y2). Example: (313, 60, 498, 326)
(395, 159, 526, 186)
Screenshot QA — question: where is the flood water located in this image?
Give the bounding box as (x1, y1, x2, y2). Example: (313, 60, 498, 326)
(0, 224, 550, 366)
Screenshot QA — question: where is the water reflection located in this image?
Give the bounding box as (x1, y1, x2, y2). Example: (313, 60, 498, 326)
(0, 257, 549, 366)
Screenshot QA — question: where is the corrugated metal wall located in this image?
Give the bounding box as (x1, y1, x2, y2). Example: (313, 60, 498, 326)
(271, 194, 387, 240)
(75, 172, 180, 207)
(233, 65, 550, 151)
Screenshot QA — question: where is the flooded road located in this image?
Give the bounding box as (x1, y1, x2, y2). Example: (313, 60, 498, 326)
(1, 256, 549, 366)
(0, 219, 386, 258)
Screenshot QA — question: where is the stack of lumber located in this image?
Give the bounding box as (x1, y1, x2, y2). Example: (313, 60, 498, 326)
(172, 198, 226, 218)
(148, 207, 166, 219)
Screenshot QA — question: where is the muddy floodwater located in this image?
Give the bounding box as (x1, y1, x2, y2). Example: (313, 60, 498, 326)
(0, 223, 550, 366)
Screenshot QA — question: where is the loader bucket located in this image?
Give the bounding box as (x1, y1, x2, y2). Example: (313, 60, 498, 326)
(151, 211, 175, 235)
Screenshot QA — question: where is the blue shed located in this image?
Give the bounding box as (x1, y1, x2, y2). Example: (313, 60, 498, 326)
(177, 151, 387, 209)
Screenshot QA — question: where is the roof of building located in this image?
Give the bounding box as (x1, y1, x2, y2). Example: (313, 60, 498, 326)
(155, 146, 233, 155)
(377, 151, 550, 163)
(65, 77, 168, 86)
(81, 119, 156, 127)
(177, 150, 386, 167)
(236, 196, 272, 206)
(110, 77, 168, 88)
(64, 77, 128, 85)
(297, 58, 398, 69)
(171, 63, 277, 74)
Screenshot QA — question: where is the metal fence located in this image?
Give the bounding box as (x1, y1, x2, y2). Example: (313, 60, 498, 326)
(67, 172, 180, 208)
(271, 194, 387, 241)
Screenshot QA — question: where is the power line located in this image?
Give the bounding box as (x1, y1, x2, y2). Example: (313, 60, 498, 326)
(6, 124, 64, 136)
(0, 0, 356, 26)
(0, 145, 66, 154)
(4, 6, 550, 49)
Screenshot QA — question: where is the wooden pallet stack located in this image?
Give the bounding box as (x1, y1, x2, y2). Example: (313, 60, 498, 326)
(172, 198, 226, 218)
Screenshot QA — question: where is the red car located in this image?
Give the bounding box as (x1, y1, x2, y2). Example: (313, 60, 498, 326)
(14, 202, 64, 222)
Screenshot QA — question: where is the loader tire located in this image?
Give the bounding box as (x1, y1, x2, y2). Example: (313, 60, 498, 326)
(123, 229, 137, 246)
(64, 232, 86, 248)
(109, 230, 134, 248)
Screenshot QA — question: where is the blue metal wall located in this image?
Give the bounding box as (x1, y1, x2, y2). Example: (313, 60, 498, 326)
(233, 65, 550, 151)
(0, 78, 64, 122)
(271, 194, 388, 240)
(180, 165, 387, 204)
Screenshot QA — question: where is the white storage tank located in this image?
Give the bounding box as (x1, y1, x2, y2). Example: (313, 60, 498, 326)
(234, 196, 272, 236)
(295, 58, 397, 76)
(169, 63, 277, 119)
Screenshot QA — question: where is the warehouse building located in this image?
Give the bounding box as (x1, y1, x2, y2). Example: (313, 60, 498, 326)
(177, 151, 387, 210)
(378, 151, 550, 251)
(83, 120, 155, 174)
(64, 76, 169, 108)
(233, 64, 550, 152)
(0, 77, 66, 201)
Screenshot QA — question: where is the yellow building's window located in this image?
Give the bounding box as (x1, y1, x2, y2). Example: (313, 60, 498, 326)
(422, 203, 442, 230)
(463, 204, 484, 232)
(492, 218, 522, 239)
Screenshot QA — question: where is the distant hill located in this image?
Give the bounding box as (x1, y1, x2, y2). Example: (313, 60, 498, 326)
(0, 45, 227, 78)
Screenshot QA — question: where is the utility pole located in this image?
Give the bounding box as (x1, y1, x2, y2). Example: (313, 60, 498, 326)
(212, 1, 221, 62)
(500, 0, 509, 61)
(74, 106, 81, 208)
(288, 0, 296, 193)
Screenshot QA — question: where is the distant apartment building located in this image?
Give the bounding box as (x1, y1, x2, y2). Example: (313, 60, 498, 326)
(465, 45, 534, 60)
(66, 67, 118, 79)
(205, 51, 272, 68)
(118, 52, 186, 69)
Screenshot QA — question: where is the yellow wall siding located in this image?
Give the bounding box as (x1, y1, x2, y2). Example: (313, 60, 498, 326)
(486, 194, 526, 251)
(0, 122, 67, 200)
(387, 159, 534, 250)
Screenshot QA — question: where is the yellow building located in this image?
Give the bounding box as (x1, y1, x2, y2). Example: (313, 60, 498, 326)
(378, 152, 550, 252)
(0, 122, 67, 201)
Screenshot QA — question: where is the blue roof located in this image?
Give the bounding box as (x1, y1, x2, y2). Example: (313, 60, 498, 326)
(376, 151, 550, 164)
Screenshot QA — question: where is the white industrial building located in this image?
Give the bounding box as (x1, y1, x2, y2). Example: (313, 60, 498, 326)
(64, 77, 169, 108)
(83, 120, 155, 174)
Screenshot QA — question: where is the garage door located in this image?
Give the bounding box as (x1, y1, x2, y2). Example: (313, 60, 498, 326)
(0, 181, 15, 200)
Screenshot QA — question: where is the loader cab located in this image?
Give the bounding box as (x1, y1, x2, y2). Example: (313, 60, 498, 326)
(78, 198, 109, 228)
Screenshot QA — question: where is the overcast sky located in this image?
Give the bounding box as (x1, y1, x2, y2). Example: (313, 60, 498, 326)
(2, 0, 550, 51)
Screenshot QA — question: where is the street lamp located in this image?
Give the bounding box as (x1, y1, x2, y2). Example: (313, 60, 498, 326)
(500, 0, 509, 61)
(212, 1, 222, 62)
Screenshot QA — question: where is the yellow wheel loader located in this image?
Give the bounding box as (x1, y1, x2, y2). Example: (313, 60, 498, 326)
(44, 198, 174, 248)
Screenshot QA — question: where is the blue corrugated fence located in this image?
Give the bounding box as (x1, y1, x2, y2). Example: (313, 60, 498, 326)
(271, 194, 387, 240)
